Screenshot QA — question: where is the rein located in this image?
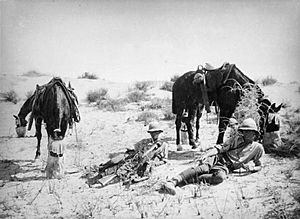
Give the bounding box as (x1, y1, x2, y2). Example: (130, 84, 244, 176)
(222, 64, 235, 85)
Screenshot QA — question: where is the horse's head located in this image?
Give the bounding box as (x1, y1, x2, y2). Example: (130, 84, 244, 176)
(13, 115, 27, 137)
(258, 98, 283, 137)
(192, 66, 206, 86)
(13, 115, 27, 128)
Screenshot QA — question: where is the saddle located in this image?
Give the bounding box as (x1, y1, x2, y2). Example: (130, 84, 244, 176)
(203, 62, 229, 71)
(28, 77, 80, 131)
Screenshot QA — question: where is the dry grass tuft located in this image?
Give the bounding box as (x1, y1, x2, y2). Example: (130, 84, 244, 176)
(146, 97, 172, 110)
(276, 112, 300, 157)
(97, 98, 128, 112)
(127, 90, 148, 103)
(78, 72, 98, 80)
(0, 90, 18, 104)
(86, 88, 108, 103)
(170, 74, 180, 82)
(162, 108, 175, 120)
(261, 76, 277, 86)
(136, 111, 159, 125)
(134, 81, 152, 92)
(160, 81, 173, 92)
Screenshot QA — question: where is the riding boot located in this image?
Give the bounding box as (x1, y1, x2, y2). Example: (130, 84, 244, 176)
(161, 175, 183, 195)
(197, 170, 227, 185)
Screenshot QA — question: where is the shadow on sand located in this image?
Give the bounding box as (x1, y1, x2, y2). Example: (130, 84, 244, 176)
(0, 159, 45, 183)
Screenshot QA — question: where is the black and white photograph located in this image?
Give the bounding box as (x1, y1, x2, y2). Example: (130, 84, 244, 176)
(1, 0, 300, 218)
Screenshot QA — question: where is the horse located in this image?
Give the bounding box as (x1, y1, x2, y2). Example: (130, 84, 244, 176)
(258, 98, 283, 152)
(201, 63, 266, 144)
(14, 77, 80, 160)
(172, 63, 265, 148)
(172, 70, 216, 149)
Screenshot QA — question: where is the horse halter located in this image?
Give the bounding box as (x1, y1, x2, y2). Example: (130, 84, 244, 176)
(50, 151, 63, 157)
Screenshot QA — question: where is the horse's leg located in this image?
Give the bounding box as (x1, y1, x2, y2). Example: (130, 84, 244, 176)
(175, 114, 182, 146)
(175, 108, 184, 151)
(186, 108, 197, 147)
(216, 109, 233, 144)
(35, 118, 42, 159)
(195, 105, 204, 142)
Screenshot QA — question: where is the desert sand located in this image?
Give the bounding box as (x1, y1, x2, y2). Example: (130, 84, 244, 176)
(0, 74, 299, 218)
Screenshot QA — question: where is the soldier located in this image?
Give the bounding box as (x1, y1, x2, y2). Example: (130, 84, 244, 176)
(160, 118, 264, 195)
(135, 121, 169, 165)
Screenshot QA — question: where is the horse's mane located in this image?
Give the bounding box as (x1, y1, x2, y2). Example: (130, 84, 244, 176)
(232, 65, 255, 84)
(18, 94, 35, 118)
(228, 65, 264, 99)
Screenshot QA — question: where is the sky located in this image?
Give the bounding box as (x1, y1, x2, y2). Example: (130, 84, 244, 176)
(1, 0, 300, 83)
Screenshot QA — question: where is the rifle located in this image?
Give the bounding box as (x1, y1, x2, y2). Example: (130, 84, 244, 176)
(136, 142, 167, 176)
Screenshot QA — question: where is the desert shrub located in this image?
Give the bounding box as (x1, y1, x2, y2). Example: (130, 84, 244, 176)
(136, 111, 159, 124)
(78, 72, 98, 80)
(276, 112, 300, 157)
(162, 108, 175, 120)
(97, 98, 128, 112)
(0, 90, 18, 104)
(233, 84, 261, 124)
(170, 74, 180, 82)
(86, 88, 108, 103)
(160, 81, 173, 92)
(134, 81, 151, 92)
(146, 97, 172, 110)
(22, 70, 46, 77)
(25, 90, 34, 99)
(127, 90, 148, 102)
(261, 76, 277, 86)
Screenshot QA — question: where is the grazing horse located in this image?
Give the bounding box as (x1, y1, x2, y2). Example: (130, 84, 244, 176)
(14, 78, 80, 160)
(173, 63, 265, 148)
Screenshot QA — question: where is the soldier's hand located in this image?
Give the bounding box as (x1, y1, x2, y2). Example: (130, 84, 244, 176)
(242, 164, 251, 173)
(195, 153, 208, 165)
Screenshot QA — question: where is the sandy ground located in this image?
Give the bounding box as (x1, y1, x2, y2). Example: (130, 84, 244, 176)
(0, 75, 299, 218)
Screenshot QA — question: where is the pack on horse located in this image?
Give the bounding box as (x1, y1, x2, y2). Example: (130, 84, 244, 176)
(172, 62, 274, 150)
(14, 77, 80, 160)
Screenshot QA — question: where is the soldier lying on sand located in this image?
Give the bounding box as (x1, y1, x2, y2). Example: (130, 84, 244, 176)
(160, 118, 264, 195)
(89, 121, 168, 187)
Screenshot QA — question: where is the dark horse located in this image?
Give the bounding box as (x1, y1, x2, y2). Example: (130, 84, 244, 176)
(173, 63, 265, 147)
(14, 77, 80, 159)
(172, 70, 215, 148)
(206, 63, 265, 144)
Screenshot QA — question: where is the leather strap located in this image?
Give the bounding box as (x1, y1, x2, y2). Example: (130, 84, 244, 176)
(200, 75, 211, 113)
(50, 151, 63, 157)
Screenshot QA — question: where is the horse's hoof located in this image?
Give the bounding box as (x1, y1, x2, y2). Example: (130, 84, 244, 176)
(177, 145, 183, 151)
